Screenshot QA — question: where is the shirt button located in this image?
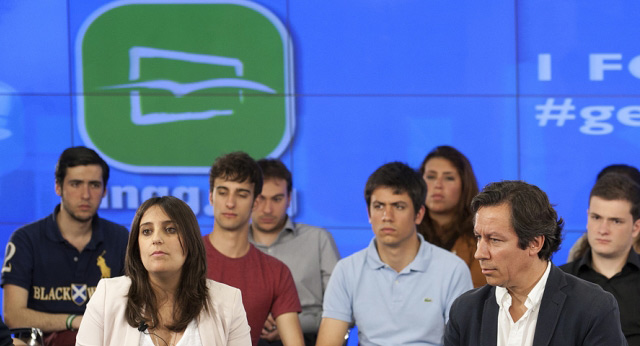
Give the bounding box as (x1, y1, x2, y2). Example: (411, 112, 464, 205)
(74, 257, 78, 262)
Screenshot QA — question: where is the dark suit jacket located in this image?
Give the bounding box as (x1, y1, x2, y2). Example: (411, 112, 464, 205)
(444, 264, 627, 346)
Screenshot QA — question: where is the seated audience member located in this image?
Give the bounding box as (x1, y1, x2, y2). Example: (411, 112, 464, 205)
(418, 145, 485, 287)
(317, 162, 472, 346)
(249, 159, 340, 346)
(445, 181, 626, 346)
(561, 174, 640, 345)
(568, 164, 640, 262)
(1, 147, 129, 346)
(76, 196, 251, 345)
(204, 152, 304, 346)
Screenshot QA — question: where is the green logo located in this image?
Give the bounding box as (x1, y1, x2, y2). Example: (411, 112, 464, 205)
(76, 0, 294, 173)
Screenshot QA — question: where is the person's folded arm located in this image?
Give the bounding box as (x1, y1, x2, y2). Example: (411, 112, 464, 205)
(3, 284, 82, 332)
(275, 312, 304, 346)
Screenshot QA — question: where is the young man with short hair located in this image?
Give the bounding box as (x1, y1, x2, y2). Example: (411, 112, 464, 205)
(249, 159, 340, 346)
(317, 162, 472, 346)
(1, 146, 129, 346)
(561, 173, 640, 345)
(204, 152, 304, 346)
(567, 164, 640, 262)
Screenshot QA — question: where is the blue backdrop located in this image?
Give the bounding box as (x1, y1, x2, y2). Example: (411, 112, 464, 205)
(1, 1, 640, 338)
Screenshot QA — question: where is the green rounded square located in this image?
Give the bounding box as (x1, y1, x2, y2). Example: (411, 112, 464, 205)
(76, 0, 294, 173)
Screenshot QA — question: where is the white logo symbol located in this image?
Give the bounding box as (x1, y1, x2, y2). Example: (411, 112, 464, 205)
(104, 47, 276, 125)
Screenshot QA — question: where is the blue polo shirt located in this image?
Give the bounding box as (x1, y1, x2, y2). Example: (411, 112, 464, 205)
(322, 234, 472, 346)
(1, 205, 129, 314)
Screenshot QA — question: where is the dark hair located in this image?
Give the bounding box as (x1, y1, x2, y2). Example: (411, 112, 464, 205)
(417, 146, 479, 249)
(257, 159, 292, 194)
(573, 164, 640, 260)
(596, 164, 640, 185)
(364, 162, 426, 216)
(125, 196, 210, 332)
(55, 146, 109, 188)
(209, 152, 263, 198)
(590, 173, 640, 221)
(471, 180, 563, 261)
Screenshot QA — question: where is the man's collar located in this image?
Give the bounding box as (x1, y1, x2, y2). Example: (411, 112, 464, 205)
(48, 204, 103, 248)
(625, 248, 640, 269)
(248, 215, 294, 244)
(580, 247, 640, 272)
(46, 205, 65, 242)
(365, 238, 386, 269)
(282, 216, 296, 235)
(576, 250, 594, 271)
(365, 233, 430, 272)
(406, 233, 429, 272)
(495, 261, 550, 310)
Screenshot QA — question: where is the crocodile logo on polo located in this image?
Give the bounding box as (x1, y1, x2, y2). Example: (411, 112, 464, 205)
(76, 0, 294, 173)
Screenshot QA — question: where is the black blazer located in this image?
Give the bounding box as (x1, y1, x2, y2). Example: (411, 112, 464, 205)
(444, 264, 627, 346)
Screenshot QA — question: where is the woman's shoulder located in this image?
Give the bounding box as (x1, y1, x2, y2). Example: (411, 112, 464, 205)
(205, 279, 241, 297)
(204, 279, 244, 317)
(96, 276, 132, 295)
(100, 275, 131, 286)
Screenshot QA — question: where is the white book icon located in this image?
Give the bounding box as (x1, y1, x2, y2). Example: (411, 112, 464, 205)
(104, 46, 275, 125)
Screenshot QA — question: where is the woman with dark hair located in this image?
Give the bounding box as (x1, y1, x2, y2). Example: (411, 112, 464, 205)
(418, 146, 484, 287)
(76, 196, 250, 345)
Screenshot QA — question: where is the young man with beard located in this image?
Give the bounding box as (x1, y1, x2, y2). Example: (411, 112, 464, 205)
(1, 147, 129, 346)
(249, 159, 340, 346)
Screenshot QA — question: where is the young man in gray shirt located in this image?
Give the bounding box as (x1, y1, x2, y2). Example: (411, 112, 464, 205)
(249, 159, 340, 346)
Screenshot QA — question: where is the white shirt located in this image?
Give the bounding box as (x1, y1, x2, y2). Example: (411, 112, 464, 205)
(139, 319, 202, 346)
(496, 262, 551, 346)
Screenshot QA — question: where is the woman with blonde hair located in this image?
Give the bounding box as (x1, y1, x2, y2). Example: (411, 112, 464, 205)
(418, 146, 484, 287)
(76, 196, 250, 345)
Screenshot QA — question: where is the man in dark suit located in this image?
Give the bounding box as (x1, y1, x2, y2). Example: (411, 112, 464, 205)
(444, 180, 627, 346)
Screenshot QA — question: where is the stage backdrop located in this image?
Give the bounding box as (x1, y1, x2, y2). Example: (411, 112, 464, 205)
(1, 0, 639, 338)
